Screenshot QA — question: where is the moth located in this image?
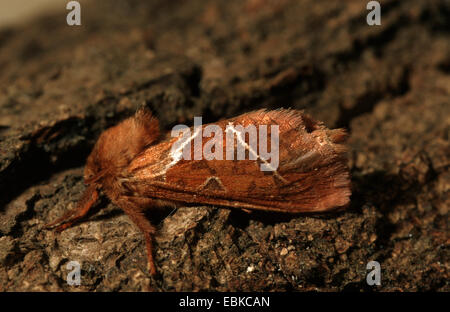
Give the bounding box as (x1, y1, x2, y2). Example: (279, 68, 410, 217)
(46, 108, 351, 275)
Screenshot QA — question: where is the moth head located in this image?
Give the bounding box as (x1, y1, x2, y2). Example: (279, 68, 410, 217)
(84, 108, 160, 185)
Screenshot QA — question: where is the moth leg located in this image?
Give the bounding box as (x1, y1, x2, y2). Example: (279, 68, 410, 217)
(241, 208, 253, 214)
(46, 185, 99, 232)
(116, 197, 157, 276)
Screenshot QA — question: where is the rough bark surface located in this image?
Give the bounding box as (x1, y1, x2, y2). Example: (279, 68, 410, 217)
(0, 0, 448, 291)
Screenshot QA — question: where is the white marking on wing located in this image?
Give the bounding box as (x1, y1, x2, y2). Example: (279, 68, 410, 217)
(226, 122, 287, 183)
(157, 126, 203, 177)
(130, 127, 202, 181)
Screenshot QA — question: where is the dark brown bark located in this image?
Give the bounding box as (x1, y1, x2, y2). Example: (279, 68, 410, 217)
(0, 0, 448, 291)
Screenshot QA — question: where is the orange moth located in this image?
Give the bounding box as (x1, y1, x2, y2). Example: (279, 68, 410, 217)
(47, 108, 351, 275)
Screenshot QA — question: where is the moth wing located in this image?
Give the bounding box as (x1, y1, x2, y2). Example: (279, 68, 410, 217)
(126, 109, 351, 212)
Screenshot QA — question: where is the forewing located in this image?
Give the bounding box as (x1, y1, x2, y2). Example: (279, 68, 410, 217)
(125, 109, 351, 212)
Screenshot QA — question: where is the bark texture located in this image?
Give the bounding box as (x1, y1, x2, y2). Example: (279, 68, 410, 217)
(0, 0, 448, 291)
